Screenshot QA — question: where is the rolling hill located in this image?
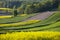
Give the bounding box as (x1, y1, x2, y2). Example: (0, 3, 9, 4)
(0, 11, 60, 33)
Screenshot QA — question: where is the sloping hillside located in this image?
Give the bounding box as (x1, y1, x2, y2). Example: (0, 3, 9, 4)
(0, 11, 60, 33)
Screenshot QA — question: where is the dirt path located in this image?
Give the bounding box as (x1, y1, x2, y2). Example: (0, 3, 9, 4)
(24, 11, 54, 21)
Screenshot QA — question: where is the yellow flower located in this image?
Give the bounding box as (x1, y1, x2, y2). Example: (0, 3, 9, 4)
(0, 31, 60, 40)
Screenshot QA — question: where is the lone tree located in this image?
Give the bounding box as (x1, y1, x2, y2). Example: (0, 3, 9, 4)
(13, 6, 18, 17)
(14, 9, 18, 17)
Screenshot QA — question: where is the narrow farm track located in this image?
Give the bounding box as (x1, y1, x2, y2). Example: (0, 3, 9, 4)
(24, 11, 54, 21)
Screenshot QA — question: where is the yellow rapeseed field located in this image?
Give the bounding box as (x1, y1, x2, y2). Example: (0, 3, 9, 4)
(0, 20, 40, 27)
(0, 16, 12, 18)
(0, 31, 60, 40)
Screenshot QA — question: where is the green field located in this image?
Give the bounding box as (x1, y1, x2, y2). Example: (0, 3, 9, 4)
(0, 0, 60, 40)
(0, 11, 60, 33)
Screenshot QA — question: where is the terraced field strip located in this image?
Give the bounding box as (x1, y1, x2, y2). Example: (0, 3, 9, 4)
(47, 27, 60, 31)
(0, 20, 40, 33)
(1, 21, 59, 32)
(0, 15, 12, 18)
(23, 21, 60, 31)
(0, 20, 40, 27)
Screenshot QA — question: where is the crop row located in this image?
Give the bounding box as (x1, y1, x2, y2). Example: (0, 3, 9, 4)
(0, 20, 40, 27)
(0, 15, 12, 18)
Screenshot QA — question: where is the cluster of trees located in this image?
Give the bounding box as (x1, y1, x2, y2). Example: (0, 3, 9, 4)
(17, 0, 60, 14)
(0, 0, 60, 17)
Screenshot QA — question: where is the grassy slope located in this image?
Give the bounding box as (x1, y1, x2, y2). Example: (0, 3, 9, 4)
(0, 12, 60, 32)
(0, 14, 36, 23)
(16, 12, 60, 29)
(24, 21, 60, 31)
(23, 12, 60, 31)
(2, 21, 60, 32)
